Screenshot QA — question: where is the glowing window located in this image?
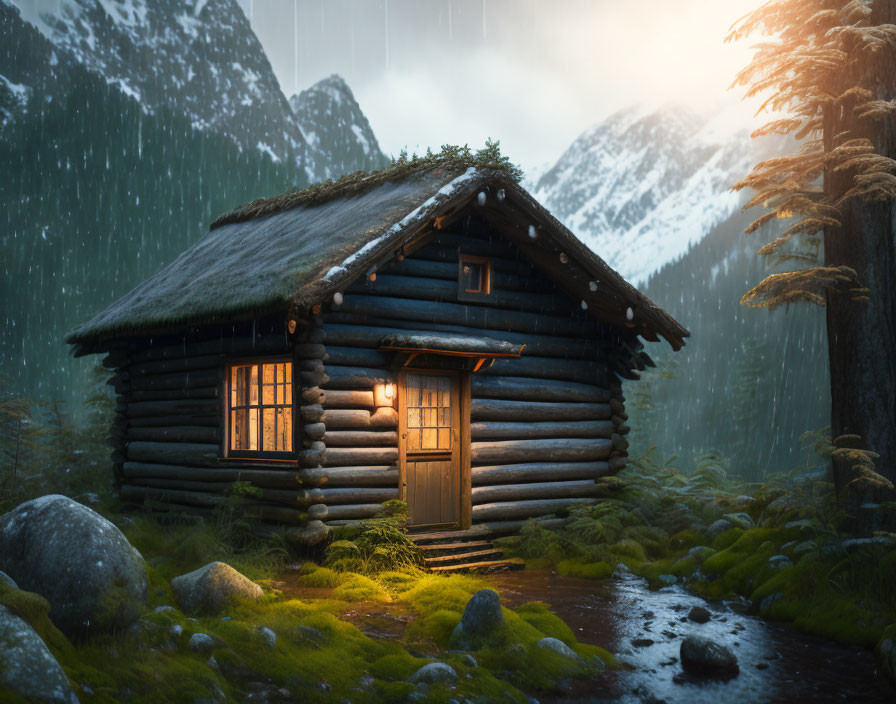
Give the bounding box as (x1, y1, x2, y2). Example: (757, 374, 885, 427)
(228, 361, 293, 455)
(458, 254, 491, 300)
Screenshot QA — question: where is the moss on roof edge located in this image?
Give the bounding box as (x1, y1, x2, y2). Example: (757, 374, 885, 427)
(210, 141, 524, 230)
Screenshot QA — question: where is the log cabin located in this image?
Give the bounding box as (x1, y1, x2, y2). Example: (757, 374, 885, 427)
(67, 158, 689, 553)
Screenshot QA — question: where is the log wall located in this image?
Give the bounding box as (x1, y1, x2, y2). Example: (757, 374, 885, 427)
(316, 218, 639, 528)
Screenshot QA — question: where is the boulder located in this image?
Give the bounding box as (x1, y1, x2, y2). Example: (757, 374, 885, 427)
(687, 606, 711, 624)
(706, 519, 734, 539)
(767, 555, 793, 570)
(680, 635, 739, 677)
(723, 513, 755, 529)
(536, 636, 581, 661)
(452, 589, 504, 647)
(189, 632, 215, 655)
(0, 570, 17, 590)
(0, 495, 146, 635)
(256, 625, 277, 648)
(171, 562, 262, 615)
(687, 546, 715, 564)
(0, 603, 79, 703)
(409, 662, 458, 684)
(877, 628, 896, 685)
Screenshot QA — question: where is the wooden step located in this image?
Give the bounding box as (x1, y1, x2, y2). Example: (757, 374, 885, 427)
(408, 526, 493, 544)
(418, 540, 493, 555)
(430, 558, 525, 574)
(424, 548, 504, 567)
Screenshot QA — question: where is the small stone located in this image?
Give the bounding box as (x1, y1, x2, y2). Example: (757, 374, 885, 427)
(687, 546, 715, 563)
(760, 592, 784, 613)
(295, 625, 325, 648)
(631, 638, 654, 648)
(409, 662, 458, 684)
(680, 635, 739, 677)
(0, 570, 18, 590)
(658, 574, 677, 586)
(189, 633, 215, 655)
(687, 606, 711, 624)
(256, 625, 276, 648)
(207, 656, 220, 672)
(536, 637, 582, 661)
(461, 654, 478, 668)
(724, 512, 755, 529)
(154, 605, 175, 613)
(767, 555, 793, 570)
(171, 624, 183, 637)
(171, 562, 262, 615)
(706, 519, 734, 539)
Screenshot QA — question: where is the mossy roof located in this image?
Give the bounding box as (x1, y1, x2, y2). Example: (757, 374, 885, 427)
(67, 159, 689, 350)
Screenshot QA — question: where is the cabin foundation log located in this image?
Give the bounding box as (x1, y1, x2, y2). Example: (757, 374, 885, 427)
(471, 461, 610, 485)
(471, 497, 597, 522)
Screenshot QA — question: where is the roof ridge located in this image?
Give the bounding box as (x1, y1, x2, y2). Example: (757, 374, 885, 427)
(210, 142, 524, 230)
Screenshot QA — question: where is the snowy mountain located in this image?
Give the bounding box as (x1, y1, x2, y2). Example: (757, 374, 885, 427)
(289, 74, 390, 179)
(3, 0, 387, 182)
(529, 105, 754, 284)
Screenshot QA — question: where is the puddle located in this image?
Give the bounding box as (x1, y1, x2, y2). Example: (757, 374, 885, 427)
(490, 568, 895, 703)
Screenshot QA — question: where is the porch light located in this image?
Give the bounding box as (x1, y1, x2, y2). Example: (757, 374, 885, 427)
(374, 382, 396, 407)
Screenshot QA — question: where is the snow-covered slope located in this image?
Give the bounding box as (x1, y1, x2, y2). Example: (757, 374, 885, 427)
(5, 0, 388, 183)
(530, 105, 754, 284)
(289, 75, 390, 179)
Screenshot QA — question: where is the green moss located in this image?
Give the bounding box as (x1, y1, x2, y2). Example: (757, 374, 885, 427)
(374, 680, 418, 703)
(369, 652, 425, 681)
(711, 527, 744, 551)
(404, 608, 462, 649)
(297, 565, 344, 588)
(144, 565, 176, 608)
(556, 560, 613, 580)
(0, 582, 71, 656)
(332, 574, 390, 602)
(670, 529, 706, 551)
(515, 602, 576, 644)
(610, 538, 647, 562)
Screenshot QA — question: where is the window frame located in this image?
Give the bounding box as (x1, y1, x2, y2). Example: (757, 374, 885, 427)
(457, 253, 492, 303)
(224, 358, 295, 460)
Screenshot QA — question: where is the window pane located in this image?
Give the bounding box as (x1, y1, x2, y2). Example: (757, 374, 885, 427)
(248, 408, 258, 450)
(463, 262, 482, 292)
(231, 409, 247, 450)
(262, 408, 276, 451)
(249, 365, 258, 404)
(279, 407, 293, 452)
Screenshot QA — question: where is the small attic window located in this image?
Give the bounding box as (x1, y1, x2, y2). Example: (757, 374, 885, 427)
(458, 254, 491, 302)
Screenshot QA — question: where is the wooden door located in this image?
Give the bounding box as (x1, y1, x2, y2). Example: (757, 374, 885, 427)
(399, 372, 460, 527)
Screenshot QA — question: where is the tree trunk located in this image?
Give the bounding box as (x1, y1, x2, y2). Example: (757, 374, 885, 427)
(825, 1, 896, 512)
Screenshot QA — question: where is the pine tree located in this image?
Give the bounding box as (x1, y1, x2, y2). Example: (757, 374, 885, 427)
(729, 0, 896, 499)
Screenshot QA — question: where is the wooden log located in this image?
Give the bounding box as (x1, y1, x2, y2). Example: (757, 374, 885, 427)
(294, 343, 326, 359)
(322, 366, 392, 390)
(610, 399, 626, 416)
(129, 354, 223, 376)
(304, 423, 326, 441)
(323, 346, 389, 368)
(127, 426, 221, 444)
(608, 457, 628, 473)
(485, 357, 607, 384)
(347, 274, 572, 315)
(322, 390, 375, 409)
(381, 257, 538, 292)
(129, 387, 219, 402)
(470, 420, 613, 440)
(127, 441, 220, 467)
(126, 399, 219, 419)
(298, 466, 398, 487)
(477, 517, 570, 535)
(122, 462, 302, 488)
(323, 408, 398, 429)
(471, 399, 611, 422)
(302, 387, 325, 404)
(337, 295, 597, 337)
(471, 497, 597, 522)
(616, 424, 631, 436)
(321, 322, 605, 360)
(471, 480, 602, 505)
(471, 461, 610, 485)
(120, 483, 222, 508)
(299, 370, 329, 387)
(323, 447, 399, 466)
(128, 414, 220, 428)
(322, 431, 398, 447)
(612, 434, 630, 453)
(130, 370, 219, 391)
(308, 503, 386, 521)
(301, 404, 325, 423)
(471, 376, 610, 403)
(471, 438, 612, 465)
(128, 333, 290, 364)
(300, 442, 326, 468)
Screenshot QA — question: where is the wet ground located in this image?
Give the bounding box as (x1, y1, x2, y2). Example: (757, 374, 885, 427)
(490, 568, 896, 704)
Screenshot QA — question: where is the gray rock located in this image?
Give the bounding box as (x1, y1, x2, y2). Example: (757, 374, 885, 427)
(724, 513, 755, 529)
(687, 546, 715, 563)
(0, 603, 80, 703)
(536, 637, 582, 661)
(841, 537, 892, 552)
(0, 569, 17, 590)
(189, 632, 215, 655)
(409, 662, 458, 684)
(295, 624, 325, 648)
(0, 495, 147, 635)
(171, 562, 262, 615)
(658, 574, 677, 586)
(680, 635, 739, 676)
(154, 605, 175, 613)
(877, 634, 896, 685)
(687, 606, 711, 624)
(171, 624, 183, 638)
(461, 653, 478, 668)
(706, 519, 734, 539)
(767, 555, 793, 570)
(256, 625, 277, 648)
(760, 592, 783, 613)
(452, 589, 504, 646)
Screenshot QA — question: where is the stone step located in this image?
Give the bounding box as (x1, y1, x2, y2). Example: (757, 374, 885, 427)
(418, 540, 494, 556)
(424, 548, 505, 567)
(407, 526, 493, 544)
(429, 558, 525, 574)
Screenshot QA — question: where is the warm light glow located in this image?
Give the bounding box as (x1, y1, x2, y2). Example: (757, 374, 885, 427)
(374, 382, 397, 407)
(385, 383, 395, 400)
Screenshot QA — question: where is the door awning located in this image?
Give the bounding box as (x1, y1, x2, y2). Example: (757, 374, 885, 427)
(378, 333, 526, 371)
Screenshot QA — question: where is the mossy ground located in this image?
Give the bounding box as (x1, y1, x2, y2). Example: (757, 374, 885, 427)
(4, 511, 615, 703)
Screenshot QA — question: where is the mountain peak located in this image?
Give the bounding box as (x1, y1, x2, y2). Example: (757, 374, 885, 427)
(289, 73, 389, 179)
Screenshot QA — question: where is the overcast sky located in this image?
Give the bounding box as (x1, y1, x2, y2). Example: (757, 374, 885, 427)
(245, 0, 759, 175)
